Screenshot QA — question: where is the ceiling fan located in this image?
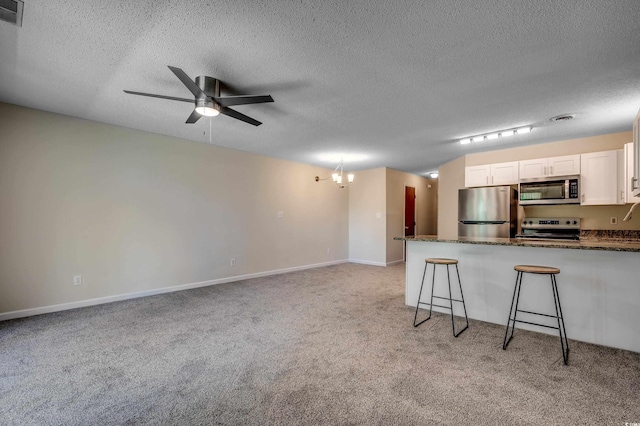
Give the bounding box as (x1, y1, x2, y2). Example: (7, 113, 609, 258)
(124, 66, 274, 126)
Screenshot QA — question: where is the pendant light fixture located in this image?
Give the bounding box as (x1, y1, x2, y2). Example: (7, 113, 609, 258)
(315, 159, 355, 188)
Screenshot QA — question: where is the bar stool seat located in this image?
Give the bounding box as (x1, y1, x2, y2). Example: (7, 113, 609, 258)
(514, 265, 560, 274)
(425, 258, 458, 265)
(503, 264, 569, 365)
(413, 257, 469, 337)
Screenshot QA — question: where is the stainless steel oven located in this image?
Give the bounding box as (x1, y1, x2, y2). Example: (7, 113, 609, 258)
(515, 217, 581, 241)
(518, 176, 580, 205)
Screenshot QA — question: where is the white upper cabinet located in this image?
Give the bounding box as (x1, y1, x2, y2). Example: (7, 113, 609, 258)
(519, 154, 580, 179)
(580, 150, 624, 205)
(465, 164, 490, 187)
(633, 108, 640, 197)
(465, 161, 518, 187)
(519, 158, 547, 179)
(624, 142, 640, 203)
(490, 161, 519, 185)
(548, 154, 581, 176)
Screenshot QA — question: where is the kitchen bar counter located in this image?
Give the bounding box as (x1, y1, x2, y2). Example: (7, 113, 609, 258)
(401, 235, 640, 353)
(395, 235, 640, 252)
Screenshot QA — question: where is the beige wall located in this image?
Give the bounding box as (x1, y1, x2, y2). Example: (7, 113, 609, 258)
(437, 156, 466, 239)
(348, 167, 437, 265)
(0, 103, 349, 315)
(385, 168, 436, 263)
(437, 131, 638, 237)
(348, 168, 387, 265)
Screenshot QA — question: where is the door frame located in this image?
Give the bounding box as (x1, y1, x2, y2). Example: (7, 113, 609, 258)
(403, 185, 417, 261)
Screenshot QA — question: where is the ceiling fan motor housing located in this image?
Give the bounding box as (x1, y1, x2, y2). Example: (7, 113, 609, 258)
(195, 76, 220, 98)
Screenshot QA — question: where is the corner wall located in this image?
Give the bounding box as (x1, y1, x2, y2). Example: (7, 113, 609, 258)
(437, 156, 466, 239)
(0, 103, 349, 317)
(348, 168, 387, 265)
(385, 168, 436, 264)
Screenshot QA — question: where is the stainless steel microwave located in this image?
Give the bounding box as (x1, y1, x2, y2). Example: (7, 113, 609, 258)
(518, 176, 580, 205)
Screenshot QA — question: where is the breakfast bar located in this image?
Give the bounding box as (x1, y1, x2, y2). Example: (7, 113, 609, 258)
(397, 236, 640, 353)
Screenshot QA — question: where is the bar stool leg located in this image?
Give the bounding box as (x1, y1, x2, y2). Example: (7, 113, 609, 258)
(428, 262, 436, 320)
(551, 274, 570, 365)
(447, 264, 469, 337)
(503, 271, 523, 349)
(414, 261, 437, 327)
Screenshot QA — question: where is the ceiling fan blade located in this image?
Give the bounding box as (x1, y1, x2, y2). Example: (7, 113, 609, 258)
(168, 66, 206, 99)
(213, 95, 274, 107)
(186, 110, 202, 124)
(123, 90, 194, 103)
(220, 107, 262, 126)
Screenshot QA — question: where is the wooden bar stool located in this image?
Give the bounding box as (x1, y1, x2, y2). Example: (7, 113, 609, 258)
(413, 258, 469, 337)
(503, 265, 570, 365)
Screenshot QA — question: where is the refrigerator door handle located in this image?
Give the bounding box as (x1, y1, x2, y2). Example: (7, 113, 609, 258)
(459, 221, 507, 225)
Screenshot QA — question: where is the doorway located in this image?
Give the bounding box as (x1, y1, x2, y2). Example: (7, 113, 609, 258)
(404, 186, 416, 237)
(404, 186, 416, 262)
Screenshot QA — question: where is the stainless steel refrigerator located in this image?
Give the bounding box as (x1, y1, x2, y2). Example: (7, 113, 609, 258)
(458, 186, 518, 238)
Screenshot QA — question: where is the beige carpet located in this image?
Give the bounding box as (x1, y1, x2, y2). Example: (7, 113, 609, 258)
(1, 263, 639, 425)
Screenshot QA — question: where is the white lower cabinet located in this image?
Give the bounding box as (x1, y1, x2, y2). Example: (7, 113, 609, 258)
(580, 150, 624, 205)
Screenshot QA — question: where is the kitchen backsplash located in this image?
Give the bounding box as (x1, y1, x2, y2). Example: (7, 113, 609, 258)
(581, 230, 640, 241)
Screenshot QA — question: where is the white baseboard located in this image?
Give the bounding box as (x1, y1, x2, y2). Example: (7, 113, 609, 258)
(0, 259, 349, 322)
(348, 259, 387, 267)
(349, 259, 404, 267)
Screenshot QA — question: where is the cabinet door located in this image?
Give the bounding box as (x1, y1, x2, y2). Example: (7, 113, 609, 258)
(580, 150, 622, 205)
(491, 161, 519, 185)
(465, 165, 491, 187)
(519, 158, 548, 179)
(548, 154, 580, 176)
(624, 143, 639, 203)
(634, 109, 640, 197)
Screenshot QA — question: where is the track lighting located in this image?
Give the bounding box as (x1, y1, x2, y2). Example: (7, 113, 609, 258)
(459, 126, 532, 145)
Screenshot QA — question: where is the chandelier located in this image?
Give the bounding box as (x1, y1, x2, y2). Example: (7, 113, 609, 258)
(315, 159, 354, 188)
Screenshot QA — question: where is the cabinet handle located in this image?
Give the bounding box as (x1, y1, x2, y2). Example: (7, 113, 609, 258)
(632, 177, 639, 191)
(486, 176, 488, 185)
(581, 193, 585, 203)
(492, 176, 494, 184)
(544, 166, 547, 175)
(550, 166, 553, 175)
(621, 190, 624, 202)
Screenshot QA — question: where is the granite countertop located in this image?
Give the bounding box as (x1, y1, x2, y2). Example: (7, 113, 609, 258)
(395, 235, 640, 252)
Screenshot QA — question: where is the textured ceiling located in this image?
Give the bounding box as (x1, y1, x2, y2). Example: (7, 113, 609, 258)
(1, 0, 640, 174)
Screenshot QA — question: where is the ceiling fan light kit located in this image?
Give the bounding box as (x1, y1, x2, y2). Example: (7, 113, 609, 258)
(195, 98, 219, 117)
(459, 126, 532, 145)
(124, 66, 273, 126)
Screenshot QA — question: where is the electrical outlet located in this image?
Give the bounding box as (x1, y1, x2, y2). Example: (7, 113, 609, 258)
(610, 217, 618, 225)
(277, 211, 284, 218)
(73, 275, 82, 286)
(230, 258, 236, 267)
(327, 248, 331, 254)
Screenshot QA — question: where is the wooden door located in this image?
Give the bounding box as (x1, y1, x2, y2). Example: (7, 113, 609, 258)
(405, 186, 416, 236)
